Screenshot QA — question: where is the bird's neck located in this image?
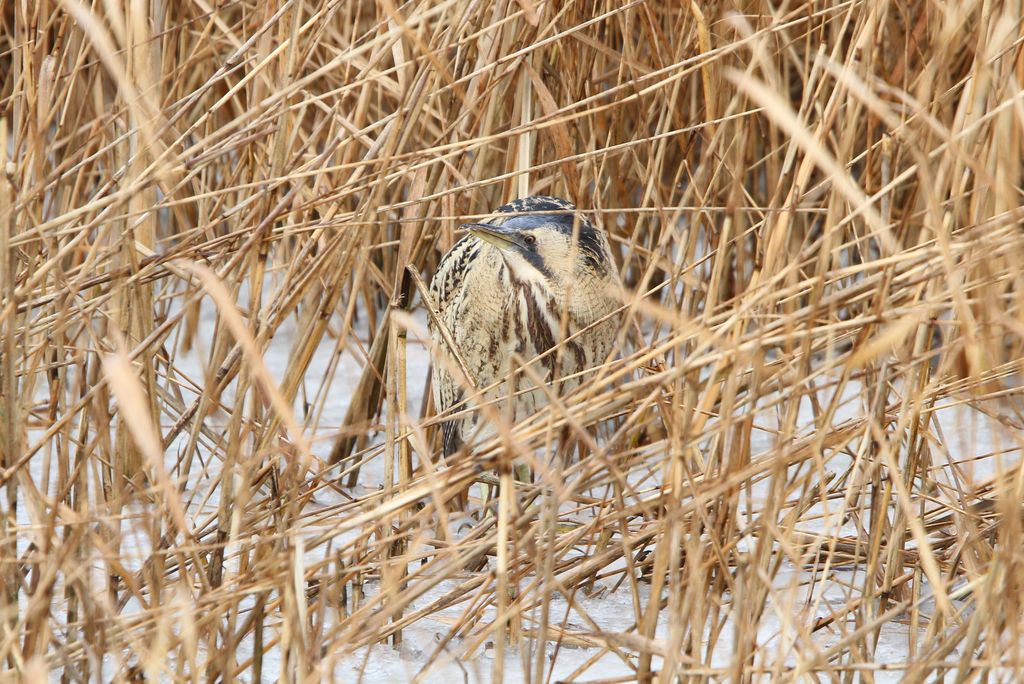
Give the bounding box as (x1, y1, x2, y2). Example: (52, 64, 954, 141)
(500, 250, 558, 294)
(499, 254, 615, 328)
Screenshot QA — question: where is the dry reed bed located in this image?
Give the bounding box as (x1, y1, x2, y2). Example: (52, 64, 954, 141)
(2, 0, 1024, 681)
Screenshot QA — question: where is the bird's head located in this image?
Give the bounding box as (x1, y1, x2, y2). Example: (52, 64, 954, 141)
(462, 196, 614, 290)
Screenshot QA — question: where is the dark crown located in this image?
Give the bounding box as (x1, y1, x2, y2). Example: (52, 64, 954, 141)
(496, 196, 577, 215)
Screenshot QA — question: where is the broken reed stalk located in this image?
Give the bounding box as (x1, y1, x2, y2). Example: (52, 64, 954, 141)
(0, 118, 19, 670)
(382, 309, 407, 646)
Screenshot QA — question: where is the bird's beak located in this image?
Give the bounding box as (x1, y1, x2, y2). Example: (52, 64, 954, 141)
(463, 223, 517, 251)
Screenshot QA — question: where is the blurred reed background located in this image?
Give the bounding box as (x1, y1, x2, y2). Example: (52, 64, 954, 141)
(2, 1, 1024, 681)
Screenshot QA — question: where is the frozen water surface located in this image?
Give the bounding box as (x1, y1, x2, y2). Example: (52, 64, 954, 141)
(15, 283, 1022, 683)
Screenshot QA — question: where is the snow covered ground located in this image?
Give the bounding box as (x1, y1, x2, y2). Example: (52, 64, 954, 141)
(17, 288, 1021, 682)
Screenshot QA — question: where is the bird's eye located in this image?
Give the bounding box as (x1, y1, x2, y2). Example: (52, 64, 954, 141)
(523, 234, 536, 246)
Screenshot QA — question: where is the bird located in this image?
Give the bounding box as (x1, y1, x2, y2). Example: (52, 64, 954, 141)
(428, 196, 621, 457)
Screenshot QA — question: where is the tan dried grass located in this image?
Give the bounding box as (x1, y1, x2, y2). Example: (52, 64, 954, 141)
(2, 1, 1024, 681)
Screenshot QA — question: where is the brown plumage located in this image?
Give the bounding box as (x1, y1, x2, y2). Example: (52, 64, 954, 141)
(428, 196, 621, 456)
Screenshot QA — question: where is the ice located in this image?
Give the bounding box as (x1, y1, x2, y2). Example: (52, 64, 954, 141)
(13, 271, 1021, 682)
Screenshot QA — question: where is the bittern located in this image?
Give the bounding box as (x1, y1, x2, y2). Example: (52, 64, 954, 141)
(428, 196, 621, 457)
